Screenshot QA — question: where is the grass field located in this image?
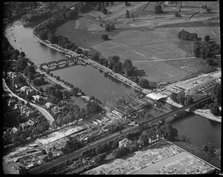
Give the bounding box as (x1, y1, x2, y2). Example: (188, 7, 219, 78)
(92, 26, 220, 83)
(55, 2, 220, 84)
(55, 18, 104, 48)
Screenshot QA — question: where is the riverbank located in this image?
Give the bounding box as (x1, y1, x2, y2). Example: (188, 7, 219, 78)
(166, 97, 221, 123)
(33, 32, 150, 95)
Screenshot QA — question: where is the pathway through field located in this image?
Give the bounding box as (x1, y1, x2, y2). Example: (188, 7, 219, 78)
(133, 56, 196, 62)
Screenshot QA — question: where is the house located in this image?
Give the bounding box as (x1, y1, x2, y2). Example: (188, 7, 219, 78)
(45, 102, 54, 109)
(11, 127, 18, 134)
(51, 106, 61, 115)
(25, 87, 36, 96)
(20, 86, 29, 93)
(32, 95, 41, 102)
(119, 138, 133, 148)
(8, 98, 16, 106)
(27, 120, 35, 126)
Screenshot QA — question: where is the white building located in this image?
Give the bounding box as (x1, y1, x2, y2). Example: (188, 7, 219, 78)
(32, 95, 41, 102)
(45, 102, 54, 109)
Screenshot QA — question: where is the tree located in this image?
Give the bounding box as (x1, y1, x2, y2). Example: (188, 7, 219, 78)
(210, 104, 220, 116)
(206, 7, 212, 13)
(113, 61, 122, 73)
(113, 147, 129, 158)
(105, 24, 111, 32)
(92, 53, 99, 62)
(16, 57, 28, 72)
(207, 58, 214, 66)
(123, 59, 133, 70)
(20, 51, 25, 57)
(86, 102, 102, 115)
(138, 78, 149, 88)
(47, 151, 53, 159)
(24, 65, 36, 77)
(193, 40, 202, 58)
(204, 35, 210, 42)
(41, 149, 47, 154)
(202, 144, 209, 152)
(126, 10, 130, 18)
(184, 95, 194, 106)
(109, 55, 120, 65)
(154, 4, 163, 14)
(101, 34, 109, 40)
(138, 133, 148, 146)
(160, 122, 178, 141)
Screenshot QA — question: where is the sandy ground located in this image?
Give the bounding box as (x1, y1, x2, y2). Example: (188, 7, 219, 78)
(133, 151, 214, 174)
(85, 140, 214, 174)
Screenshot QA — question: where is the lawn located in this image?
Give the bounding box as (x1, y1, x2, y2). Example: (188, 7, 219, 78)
(55, 3, 220, 84)
(55, 17, 105, 48)
(172, 141, 221, 169)
(92, 26, 220, 83)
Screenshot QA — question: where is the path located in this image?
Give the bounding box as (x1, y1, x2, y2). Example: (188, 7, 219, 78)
(104, 2, 148, 20)
(133, 57, 196, 63)
(3, 79, 55, 125)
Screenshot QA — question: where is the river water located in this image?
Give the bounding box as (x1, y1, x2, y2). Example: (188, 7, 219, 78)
(4, 21, 221, 148)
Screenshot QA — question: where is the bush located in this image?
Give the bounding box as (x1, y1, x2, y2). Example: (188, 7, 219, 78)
(101, 34, 109, 40)
(175, 12, 181, 17)
(177, 29, 198, 41)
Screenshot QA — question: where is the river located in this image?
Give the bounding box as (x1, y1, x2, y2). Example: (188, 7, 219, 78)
(4, 21, 221, 149)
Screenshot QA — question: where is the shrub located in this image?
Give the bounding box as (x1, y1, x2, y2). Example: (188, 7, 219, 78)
(101, 34, 109, 40)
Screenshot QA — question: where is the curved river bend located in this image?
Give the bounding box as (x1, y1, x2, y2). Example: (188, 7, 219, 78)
(4, 21, 221, 148)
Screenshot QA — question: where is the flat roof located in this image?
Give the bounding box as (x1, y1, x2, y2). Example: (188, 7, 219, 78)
(146, 92, 167, 101)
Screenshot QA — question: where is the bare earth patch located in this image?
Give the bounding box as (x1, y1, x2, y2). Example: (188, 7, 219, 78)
(84, 141, 214, 174)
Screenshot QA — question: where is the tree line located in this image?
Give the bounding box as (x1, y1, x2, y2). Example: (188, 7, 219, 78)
(177, 29, 220, 66)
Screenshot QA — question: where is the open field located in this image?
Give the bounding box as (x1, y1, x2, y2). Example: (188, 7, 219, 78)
(55, 1, 220, 84)
(85, 140, 215, 174)
(55, 18, 104, 48)
(164, 58, 218, 77)
(92, 26, 220, 83)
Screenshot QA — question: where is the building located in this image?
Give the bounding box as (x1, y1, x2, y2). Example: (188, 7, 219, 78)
(45, 102, 54, 109)
(20, 86, 29, 93)
(11, 127, 18, 134)
(146, 92, 168, 102)
(32, 95, 41, 102)
(51, 106, 61, 115)
(119, 138, 133, 148)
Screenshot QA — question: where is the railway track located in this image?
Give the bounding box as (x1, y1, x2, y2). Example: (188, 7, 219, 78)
(29, 95, 211, 174)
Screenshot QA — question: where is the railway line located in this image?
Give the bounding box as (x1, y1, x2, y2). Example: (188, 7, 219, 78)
(29, 95, 211, 174)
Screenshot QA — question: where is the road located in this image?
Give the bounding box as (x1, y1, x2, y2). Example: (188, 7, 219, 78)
(29, 95, 210, 174)
(3, 79, 55, 125)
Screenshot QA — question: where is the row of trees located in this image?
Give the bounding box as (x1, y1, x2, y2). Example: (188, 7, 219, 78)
(47, 34, 78, 52)
(90, 53, 155, 89)
(33, 76, 46, 86)
(22, 10, 52, 24)
(170, 91, 194, 106)
(193, 35, 220, 60)
(12, 115, 49, 145)
(34, 6, 78, 40)
(188, 83, 221, 116)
